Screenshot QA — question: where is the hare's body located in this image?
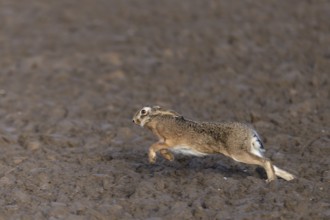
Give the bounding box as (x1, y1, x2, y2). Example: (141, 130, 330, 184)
(133, 106, 295, 182)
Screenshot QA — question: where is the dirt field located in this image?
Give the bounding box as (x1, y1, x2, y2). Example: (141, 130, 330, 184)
(0, 0, 329, 219)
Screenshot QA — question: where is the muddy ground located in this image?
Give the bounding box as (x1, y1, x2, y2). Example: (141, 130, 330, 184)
(0, 0, 329, 219)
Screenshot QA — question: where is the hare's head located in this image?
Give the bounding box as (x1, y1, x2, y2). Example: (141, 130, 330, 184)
(132, 106, 181, 127)
(132, 106, 153, 127)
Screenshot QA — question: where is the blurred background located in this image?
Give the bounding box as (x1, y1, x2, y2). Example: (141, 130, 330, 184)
(0, 0, 329, 219)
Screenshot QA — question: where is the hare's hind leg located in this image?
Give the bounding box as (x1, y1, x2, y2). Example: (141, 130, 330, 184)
(230, 152, 276, 182)
(273, 165, 295, 181)
(250, 133, 295, 181)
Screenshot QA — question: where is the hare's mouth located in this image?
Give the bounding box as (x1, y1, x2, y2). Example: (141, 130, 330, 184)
(132, 118, 141, 125)
(133, 118, 147, 127)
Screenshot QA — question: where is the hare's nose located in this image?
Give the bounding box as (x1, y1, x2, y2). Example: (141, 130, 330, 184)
(132, 119, 135, 123)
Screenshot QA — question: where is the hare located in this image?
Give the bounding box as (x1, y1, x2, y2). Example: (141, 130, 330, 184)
(132, 106, 295, 182)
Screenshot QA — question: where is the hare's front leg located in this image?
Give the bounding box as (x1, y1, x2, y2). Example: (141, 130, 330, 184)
(148, 142, 171, 164)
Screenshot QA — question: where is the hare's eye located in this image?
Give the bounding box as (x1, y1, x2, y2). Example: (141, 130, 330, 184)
(141, 109, 146, 115)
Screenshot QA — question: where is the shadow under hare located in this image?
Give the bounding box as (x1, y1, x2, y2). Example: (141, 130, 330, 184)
(132, 106, 295, 183)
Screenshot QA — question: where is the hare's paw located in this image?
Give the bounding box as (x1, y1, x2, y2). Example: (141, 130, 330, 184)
(266, 176, 276, 183)
(148, 150, 157, 164)
(160, 149, 174, 161)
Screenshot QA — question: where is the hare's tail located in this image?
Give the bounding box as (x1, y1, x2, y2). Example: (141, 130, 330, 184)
(250, 132, 265, 157)
(273, 165, 295, 181)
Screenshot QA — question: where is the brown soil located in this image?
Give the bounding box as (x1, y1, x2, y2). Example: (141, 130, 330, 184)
(0, 0, 329, 219)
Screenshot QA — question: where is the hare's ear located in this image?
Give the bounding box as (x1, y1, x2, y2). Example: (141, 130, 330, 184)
(151, 106, 161, 112)
(175, 115, 184, 120)
(169, 110, 182, 117)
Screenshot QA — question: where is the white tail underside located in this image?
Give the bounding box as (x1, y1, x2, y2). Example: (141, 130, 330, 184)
(250, 134, 265, 157)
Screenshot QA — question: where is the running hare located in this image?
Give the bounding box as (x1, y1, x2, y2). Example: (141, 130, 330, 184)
(132, 106, 295, 182)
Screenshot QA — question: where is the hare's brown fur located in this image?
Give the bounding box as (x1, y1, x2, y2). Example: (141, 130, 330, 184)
(133, 106, 295, 182)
